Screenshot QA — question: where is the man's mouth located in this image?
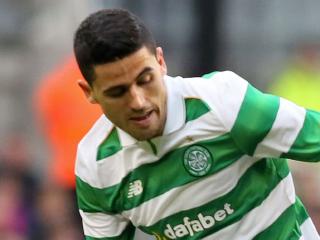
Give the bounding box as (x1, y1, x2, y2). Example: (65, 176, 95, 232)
(129, 110, 154, 127)
(130, 111, 153, 121)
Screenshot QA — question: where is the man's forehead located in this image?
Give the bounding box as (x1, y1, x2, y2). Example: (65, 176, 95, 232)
(94, 47, 154, 80)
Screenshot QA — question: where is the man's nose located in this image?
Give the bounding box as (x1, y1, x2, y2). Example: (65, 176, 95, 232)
(129, 86, 146, 111)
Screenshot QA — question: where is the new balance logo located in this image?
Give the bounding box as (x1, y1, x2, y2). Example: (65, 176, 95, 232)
(128, 180, 143, 198)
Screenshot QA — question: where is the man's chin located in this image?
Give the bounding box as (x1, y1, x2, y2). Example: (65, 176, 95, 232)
(131, 128, 161, 141)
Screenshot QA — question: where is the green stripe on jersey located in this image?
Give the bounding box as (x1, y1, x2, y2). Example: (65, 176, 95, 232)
(85, 222, 135, 240)
(140, 158, 290, 239)
(253, 198, 308, 240)
(201, 71, 219, 79)
(231, 84, 280, 156)
(185, 98, 211, 122)
(76, 176, 108, 213)
(77, 133, 243, 213)
(97, 127, 122, 161)
(294, 197, 309, 225)
(281, 110, 320, 161)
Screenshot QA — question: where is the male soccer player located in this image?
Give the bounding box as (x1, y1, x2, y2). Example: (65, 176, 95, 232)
(73, 8, 320, 239)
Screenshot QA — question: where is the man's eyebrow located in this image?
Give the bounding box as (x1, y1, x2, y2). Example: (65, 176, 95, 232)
(135, 67, 153, 80)
(102, 67, 154, 95)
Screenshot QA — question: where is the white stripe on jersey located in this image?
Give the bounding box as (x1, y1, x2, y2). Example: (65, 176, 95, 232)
(80, 210, 129, 238)
(300, 218, 320, 240)
(254, 97, 306, 158)
(205, 71, 248, 130)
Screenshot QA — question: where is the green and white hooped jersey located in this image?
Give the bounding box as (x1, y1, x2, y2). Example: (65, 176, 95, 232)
(75, 71, 320, 240)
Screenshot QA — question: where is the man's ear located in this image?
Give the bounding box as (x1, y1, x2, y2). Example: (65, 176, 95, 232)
(77, 79, 97, 104)
(156, 47, 167, 75)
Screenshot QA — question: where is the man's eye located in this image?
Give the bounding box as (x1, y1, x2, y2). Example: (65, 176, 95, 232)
(138, 75, 152, 85)
(105, 87, 127, 97)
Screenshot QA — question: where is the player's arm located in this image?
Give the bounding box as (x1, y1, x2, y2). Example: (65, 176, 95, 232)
(76, 175, 136, 240)
(75, 144, 136, 240)
(212, 71, 320, 162)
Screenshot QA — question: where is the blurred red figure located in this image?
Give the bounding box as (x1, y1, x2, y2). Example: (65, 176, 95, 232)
(34, 56, 101, 189)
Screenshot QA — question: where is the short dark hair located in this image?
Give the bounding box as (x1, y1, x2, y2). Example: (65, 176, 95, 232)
(73, 9, 156, 85)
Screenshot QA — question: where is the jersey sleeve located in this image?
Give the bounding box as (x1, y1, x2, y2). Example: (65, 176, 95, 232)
(76, 177, 135, 240)
(75, 145, 135, 240)
(211, 71, 320, 162)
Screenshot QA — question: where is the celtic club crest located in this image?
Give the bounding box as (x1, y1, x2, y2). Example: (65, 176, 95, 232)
(183, 145, 213, 176)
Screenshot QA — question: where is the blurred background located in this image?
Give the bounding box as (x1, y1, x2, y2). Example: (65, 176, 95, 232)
(0, 0, 320, 239)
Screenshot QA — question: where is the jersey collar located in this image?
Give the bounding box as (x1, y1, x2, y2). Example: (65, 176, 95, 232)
(162, 75, 185, 135)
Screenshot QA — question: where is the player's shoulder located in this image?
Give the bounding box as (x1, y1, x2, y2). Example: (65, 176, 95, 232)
(78, 114, 112, 150)
(186, 70, 247, 86)
(168, 70, 248, 100)
(75, 115, 113, 183)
